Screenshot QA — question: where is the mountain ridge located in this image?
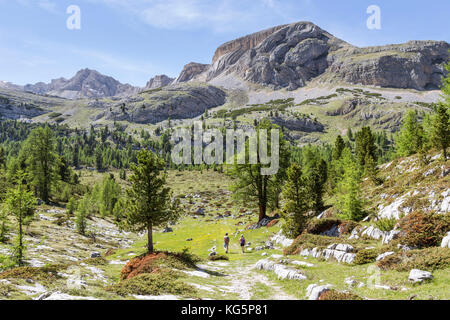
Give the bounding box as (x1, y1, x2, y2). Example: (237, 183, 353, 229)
(175, 21, 449, 91)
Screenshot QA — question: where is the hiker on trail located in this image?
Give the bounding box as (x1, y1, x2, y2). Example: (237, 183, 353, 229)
(240, 235, 246, 253)
(224, 233, 230, 253)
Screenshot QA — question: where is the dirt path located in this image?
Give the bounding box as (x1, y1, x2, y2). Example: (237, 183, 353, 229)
(201, 259, 297, 300)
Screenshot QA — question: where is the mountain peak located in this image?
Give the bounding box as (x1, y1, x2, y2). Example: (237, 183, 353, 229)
(175, 21, 449, 91)
(22, 69, 138, 99)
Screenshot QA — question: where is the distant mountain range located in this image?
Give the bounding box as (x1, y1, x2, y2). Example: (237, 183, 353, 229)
(1, 21, 448, 100)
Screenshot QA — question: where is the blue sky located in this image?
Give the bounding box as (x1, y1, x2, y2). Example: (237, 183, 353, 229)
(0, 0, 449, 86)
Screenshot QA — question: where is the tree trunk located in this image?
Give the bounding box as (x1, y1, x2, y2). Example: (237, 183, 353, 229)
(18, 213, 23, 266)
(147, 221, 153, 254)
(258, 203, 266, 222)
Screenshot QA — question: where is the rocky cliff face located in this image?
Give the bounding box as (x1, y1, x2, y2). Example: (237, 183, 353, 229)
(23, 69, 139, 99)
(144, 75, 174, 90)
(179, 21, 449, 91)
(327, 41, 450, 90)
(173, 62, 210, 83)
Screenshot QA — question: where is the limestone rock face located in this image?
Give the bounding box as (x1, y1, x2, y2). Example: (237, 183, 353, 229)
(179, 21, 449, 91)
(174, 62, 210, 83)
(205, 21, 348, 91)
(144, 75, 174, 90)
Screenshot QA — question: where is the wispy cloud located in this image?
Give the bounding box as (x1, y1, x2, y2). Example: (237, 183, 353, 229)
(37, 0, 58, 14)
(8, 0, 60, 14)
(86, 0, 305, 32)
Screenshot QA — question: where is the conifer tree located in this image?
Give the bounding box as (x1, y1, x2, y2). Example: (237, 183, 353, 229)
(280, 163, 309, 237)
(431, 103, 449, 160)
(395, 110, 424, 157)
(122, 150, 180, 253)
(336, 148, 365, 221)
(5, 172, 37, 265)
(23, 125, 56, 203)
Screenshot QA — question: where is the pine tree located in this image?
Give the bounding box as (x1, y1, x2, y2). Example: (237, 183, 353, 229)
(122, 150, 180, 253)
(229, 120, 289, 221)
(280, 163, 309, 238)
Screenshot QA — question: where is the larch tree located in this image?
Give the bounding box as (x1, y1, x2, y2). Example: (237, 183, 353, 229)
(5, 172, 37, 265)
(24, 125, 56, 203)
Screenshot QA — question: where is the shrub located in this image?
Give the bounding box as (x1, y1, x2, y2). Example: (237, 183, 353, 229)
(397, 212, 449, 248)
(353, 248, 379, 265)
(338, 220, 359, 235)
(0, 265, 63, 283)
(377, 247, 450, 271)
(107, 270, 196, 297)
(319, 289, 363, 300)
(121, 251, 201, 280)
(375, 217, 397, 232)
(306, 218, 342, 235)
(208, 255, 229, 261)
(284, 233, 339, 256)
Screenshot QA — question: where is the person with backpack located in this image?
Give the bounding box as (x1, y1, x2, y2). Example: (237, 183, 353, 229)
(224, 233, 230, 253)
(240, 235, 246, 253)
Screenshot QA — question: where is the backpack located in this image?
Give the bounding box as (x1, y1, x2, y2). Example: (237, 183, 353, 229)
(240, 237, 245, 246)
(224, 236, 230, 245)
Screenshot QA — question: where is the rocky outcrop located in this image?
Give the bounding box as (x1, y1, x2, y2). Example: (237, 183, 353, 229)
(299, 244, 356, 264)
(271, 231, 294, 247)
(255, 259, 307, 280)
(23, 69, 139, 99)
(104, 83, 226, 124)
(205, 21, 349, 91)
(306, 284, 332, 300)
(144, 75, 174, 90)
(270, 114, 324, 132)
(0, 92, 47, 120)
(174, 62, 210, 83)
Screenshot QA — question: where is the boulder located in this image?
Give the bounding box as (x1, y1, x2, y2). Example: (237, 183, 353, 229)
(306, 284, 332, 300)
(441, 232, 450, 248)
(271, 231, 294, 247)
(90, 252, 101, 258)
(376, 251, 395, 261)
(408, 269, 433, 283)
